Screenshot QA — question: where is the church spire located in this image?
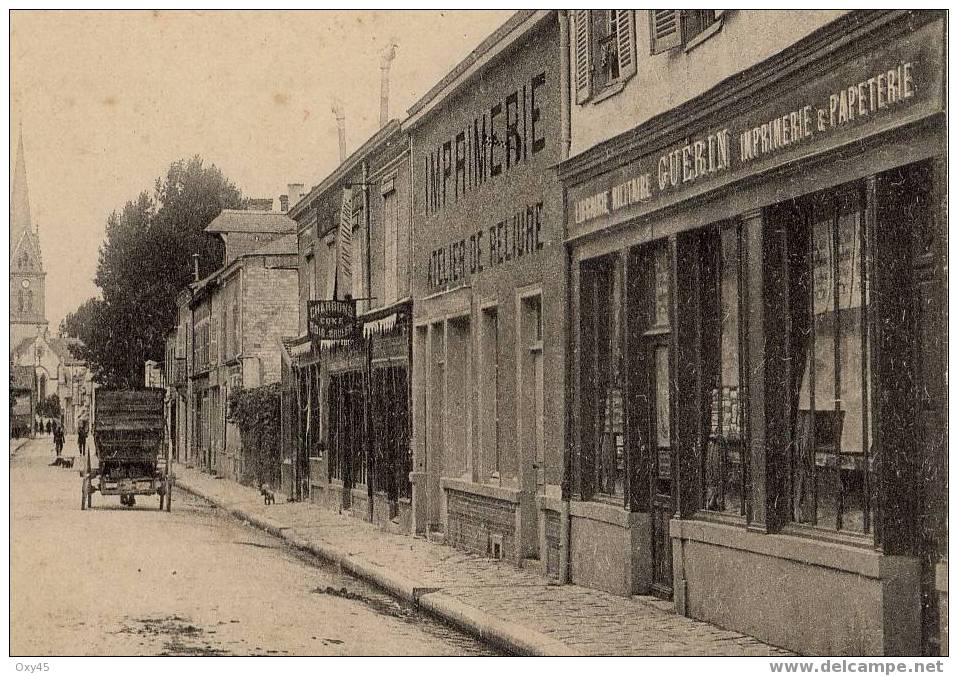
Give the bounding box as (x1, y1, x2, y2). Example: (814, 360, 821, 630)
(10, 126, 33, 253)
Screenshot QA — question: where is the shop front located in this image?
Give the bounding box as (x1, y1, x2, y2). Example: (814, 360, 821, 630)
(561, 11, 945, 656)
(407, 11, 566, 572)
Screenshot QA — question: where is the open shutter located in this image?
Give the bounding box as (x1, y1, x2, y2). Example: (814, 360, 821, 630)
(650, 10, 682, 54)
(573, 10, 592, 104)
(615, 10, 636, 81)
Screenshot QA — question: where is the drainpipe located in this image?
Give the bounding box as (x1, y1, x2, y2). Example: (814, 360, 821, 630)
(363, 160, 375, 524)
(557, 8, 573, 586)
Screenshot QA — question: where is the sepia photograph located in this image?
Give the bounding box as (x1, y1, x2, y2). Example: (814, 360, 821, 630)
(6, 7, 949, 663)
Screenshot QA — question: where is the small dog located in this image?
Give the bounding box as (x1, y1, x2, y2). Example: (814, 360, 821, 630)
(50, 456, 75, 468)
(260, 483, 275, 506)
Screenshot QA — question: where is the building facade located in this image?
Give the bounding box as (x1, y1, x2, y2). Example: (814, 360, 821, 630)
(281, 121, 414, 530)
(404, 10, 566, 573)
(559, 9, 946, 656)
(173, 208, 299, 484)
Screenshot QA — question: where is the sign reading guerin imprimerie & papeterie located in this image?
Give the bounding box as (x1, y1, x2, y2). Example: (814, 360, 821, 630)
(571, 58, 925, 234)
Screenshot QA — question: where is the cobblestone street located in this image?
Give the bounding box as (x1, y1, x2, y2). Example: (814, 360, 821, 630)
(174, 462, 793, 656)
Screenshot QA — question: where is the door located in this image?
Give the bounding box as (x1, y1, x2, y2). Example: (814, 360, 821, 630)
(638, 241, 674, 599)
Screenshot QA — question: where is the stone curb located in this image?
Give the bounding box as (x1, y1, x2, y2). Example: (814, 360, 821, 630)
(175, 474, 582, 656)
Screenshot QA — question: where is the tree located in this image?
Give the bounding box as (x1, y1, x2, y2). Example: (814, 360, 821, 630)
(63, 157, 244, 388)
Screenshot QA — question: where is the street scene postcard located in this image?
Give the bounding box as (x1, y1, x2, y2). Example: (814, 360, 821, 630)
(7, 8, 951, 665)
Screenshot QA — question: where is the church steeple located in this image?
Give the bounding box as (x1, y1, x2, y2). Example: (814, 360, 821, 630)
(9, 126, 47, 351)
(10, 126, 33, 255)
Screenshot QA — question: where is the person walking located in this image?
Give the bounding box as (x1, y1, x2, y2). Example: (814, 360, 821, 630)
(53, 423, 64, 457)
(45, 420, 52, 436)
(77, 419, 88, 456)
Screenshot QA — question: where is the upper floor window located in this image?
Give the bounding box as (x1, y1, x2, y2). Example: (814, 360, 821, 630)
(650, 10, 724, 54)
(574, 10, 636, 105)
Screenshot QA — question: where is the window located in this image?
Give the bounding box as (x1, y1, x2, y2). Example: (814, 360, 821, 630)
(701, 224, 746, 515)
(574, 10, 636, 104)
(479, 306, 502, 482)
(382, 185, 399, 304)
(351, 209, 364, 307)
(580, 254, 624, 499)
(778, 186, 872, 533)
(520, 293, 546, 490)
(650, 10, 724, 54)
(325, 236, 337, 299)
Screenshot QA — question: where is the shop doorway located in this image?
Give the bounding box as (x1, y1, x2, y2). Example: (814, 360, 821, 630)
(633, 241, 674, 599)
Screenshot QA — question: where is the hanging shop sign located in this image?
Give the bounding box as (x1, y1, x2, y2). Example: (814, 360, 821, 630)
(567, 22, 943, 241)
(307, 299, 357, 343)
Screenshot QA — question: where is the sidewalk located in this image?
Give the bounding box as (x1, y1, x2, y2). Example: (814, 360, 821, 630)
(174, 464, 792, 656)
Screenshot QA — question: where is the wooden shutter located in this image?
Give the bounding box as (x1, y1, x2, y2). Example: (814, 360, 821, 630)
(650, 10, 682, 54)
(573, 10, 592, 104)
(615, 10, 636, 81)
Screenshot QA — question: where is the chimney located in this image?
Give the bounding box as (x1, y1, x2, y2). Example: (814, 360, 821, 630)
(279, 194, 289, 213)
(331, 101, 346, 163)
(192, 253, 200, 282)
(379, 42, 398, 127)
(287, 183, 305, 210)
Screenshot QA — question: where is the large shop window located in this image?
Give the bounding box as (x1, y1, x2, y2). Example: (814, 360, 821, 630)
(781, 187, 872, 533)
(581, 254, 625, 499)
(701, 224, 745, 516)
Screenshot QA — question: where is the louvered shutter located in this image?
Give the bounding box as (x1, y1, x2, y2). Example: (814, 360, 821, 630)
(615, 10, 636, 81)
(573, 10, 592, 104)
(650, 10, 682, 54)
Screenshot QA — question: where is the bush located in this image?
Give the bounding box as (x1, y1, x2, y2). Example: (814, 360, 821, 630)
(227, 384, 281, 488)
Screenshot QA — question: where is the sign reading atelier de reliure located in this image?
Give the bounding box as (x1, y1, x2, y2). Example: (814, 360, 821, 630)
(569, 35, 942, 239)
(424, 70, 551, 291)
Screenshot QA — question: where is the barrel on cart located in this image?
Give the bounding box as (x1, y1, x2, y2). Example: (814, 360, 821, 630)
(81, 388, 173, 511)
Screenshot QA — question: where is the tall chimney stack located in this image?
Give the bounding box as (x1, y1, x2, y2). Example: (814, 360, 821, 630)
(379, 42, 398, 127)
(279, 194, 289, 213)
(192, 253, 200, 282)
(331, 101, 346, 163)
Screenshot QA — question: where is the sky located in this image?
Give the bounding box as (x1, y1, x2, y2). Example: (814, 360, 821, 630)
(9, 9, 514, 331)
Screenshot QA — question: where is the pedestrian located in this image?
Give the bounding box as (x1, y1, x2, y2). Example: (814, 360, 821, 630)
(45, 420, 52, 436)
(77, 420, 88, 456)
(53, 423, 63, 457)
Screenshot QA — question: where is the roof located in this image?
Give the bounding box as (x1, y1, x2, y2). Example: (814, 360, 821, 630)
(47, 336, 83, 364)
(205, 209, 297, 234)
(289, 120, 403, 219)
(248, 233, 297, 257)
(404, 10, 550, 127)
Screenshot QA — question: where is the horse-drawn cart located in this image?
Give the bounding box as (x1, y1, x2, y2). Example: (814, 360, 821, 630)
(81, 388, 173, 511)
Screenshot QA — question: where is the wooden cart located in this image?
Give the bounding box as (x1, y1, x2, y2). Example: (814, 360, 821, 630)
(81, 388, 173, 511)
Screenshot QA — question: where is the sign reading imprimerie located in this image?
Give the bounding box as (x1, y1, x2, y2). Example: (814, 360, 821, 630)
(307, 299, 357, 342)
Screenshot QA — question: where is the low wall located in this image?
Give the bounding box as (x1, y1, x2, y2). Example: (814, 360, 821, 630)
(569, 500, 651, 596)
(442, 478, 520, 561)
(671, 519, 921, 656)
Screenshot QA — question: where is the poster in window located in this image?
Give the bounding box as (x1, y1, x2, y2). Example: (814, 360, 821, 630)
(655, 345, 671, 448)
(812, 212, 862, 315)
(653, 246, 670, 328)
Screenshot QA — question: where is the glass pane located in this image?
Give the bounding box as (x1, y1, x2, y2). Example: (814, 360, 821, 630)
(655, 344, 671, 450)
(793, 195, 869, 531)
(653, 246, 670, 328)
(705, 227, 743, 514)
(593, 257, 624, 497)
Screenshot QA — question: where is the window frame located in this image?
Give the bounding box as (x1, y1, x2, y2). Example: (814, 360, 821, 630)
(573, 10, 637, 105)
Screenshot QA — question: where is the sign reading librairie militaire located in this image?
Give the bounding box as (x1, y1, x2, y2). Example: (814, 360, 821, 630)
(307, 299, 357, 342)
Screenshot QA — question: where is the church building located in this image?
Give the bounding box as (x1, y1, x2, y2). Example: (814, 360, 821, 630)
(9, 129, 93, 434)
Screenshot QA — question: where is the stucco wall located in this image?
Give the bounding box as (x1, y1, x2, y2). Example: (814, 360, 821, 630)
(569, 10, 848, 158)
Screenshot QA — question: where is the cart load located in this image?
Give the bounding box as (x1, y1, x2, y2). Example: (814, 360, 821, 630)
(82, 388, 173, 511)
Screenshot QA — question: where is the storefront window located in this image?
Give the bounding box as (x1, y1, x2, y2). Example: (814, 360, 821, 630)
(702, 224, 745, 515)
(581, 254, 624, 499)
(785, 187, 871, 533)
